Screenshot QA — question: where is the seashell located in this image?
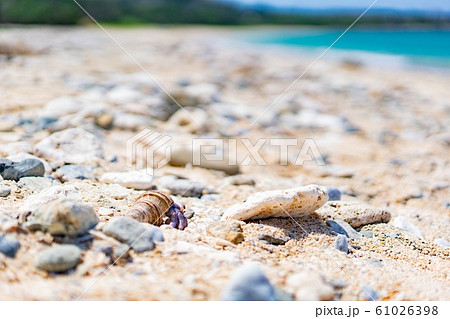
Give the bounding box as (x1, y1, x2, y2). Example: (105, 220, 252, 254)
(127, 190, 188, 230)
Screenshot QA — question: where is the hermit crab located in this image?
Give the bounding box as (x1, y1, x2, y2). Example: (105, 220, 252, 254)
(127, 190, 188, 230)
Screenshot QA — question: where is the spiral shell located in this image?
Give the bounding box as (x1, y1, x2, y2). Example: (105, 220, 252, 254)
(127, 191, 173, 225)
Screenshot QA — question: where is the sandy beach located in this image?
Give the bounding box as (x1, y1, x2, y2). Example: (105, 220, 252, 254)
(0, 26, 449, 300)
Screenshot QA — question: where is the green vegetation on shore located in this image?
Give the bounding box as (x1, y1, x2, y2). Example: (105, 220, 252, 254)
(0, 0, 448, 26)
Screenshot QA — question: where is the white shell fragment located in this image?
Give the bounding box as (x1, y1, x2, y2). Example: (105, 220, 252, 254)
(221, 184, 328, 221)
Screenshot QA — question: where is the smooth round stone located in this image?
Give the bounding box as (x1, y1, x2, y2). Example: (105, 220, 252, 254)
(334, 234, 349, 253)
(325, 186, 341, 201)
(0, 185, 11, 197)
(0, 235, 20, 258)
(221, 263, 276, 301)
(25, 198, 98, 236)
(35, 245, 82, 272)
(0, 158, 45, 181)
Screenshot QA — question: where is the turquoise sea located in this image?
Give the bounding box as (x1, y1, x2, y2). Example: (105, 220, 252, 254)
(245, 29, 450, 69)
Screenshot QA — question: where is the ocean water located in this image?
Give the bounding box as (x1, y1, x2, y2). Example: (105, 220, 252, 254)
(245, 29, 450, 69)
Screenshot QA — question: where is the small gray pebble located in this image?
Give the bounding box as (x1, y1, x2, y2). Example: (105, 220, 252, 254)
(0, 185, 11, 197)
(221, 263, 276, 301)
(361, 284, 378, 301)
(329, 278, 348, 289)
(326, 186, 341, 201)
(326, 219, 361, 240)
(258, 234, 288, 245)
(35, 245, 82, 272)
(56, 165, 94, 180)
(0, 158, 45, 181)
(113, 244, 131, 261)
(103, 217, 157, 252)
(0, 235, 20, 258)
(334, 234, 349, 253)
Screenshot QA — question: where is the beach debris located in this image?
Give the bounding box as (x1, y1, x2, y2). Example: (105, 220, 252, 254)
(35, 245, 82, 273)
(326, 219, 361, 240)
(316, 201, 391, 228)
(221, 263, 276, 301)
(360, 285, 378, 301)
(325, 186, 341, 201)
(157, 175, 215, 198)
(206, 220, 244, 245)
(221, 184, 328, 221)
(334, 234, 349, 253)
(0, 185, 11, 197)
(286, 272, 335, 301)
(34, 128, 103, 166)
(102, 217, 162, 252)
(393, 216, 424, 239)
(0, 158, 45, 181)
(100, 171, 154, 190)
(23, 198, 98, 236)
(0, 235, 20, 258)
(127, 191, 188, 230)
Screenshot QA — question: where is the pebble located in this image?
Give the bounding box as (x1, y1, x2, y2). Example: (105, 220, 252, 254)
(95, 113, 114, 129)
(0, 158, 45, 181)
(334, 234, 349, 253)
(316, 201, 391, 228)
(35, 245, 82, 273)
(55, 165, 94, 181)
(18, 176, 59, 193)
(393, 216, 424, 239)
(7, 152, 52, 174)
(0, 235, 20, 258)
(43, 96, 80, 117)
(360, 284, 378, 301)
(34, 128, 103, 166)
(258, 234, 289, 245)
(221, 263, 276, 301)
(19, 184, 82, 215)
(325, 186, 341, 201)
(433, 238, 450, 248)
(0, 185, 11, 197)
(221, 184, 328, 221)
(206, 220, 244, 245)
(286, 272, 335, 301)
(97, 207, 114, 217)
(102, 217, 161, 252)
(326, 219, 361, 240)
(100, 171, 154, 190)
(157, 175, 214, 198)
(112, 244, 131, 262)
(24, 198, 98, 236)
(225, 174, 255, 186)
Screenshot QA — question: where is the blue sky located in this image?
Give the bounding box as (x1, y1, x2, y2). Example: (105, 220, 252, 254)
(223, 0, 450, 12)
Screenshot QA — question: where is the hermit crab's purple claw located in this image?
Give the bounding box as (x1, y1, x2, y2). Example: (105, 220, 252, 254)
(167, 203, 188, 230)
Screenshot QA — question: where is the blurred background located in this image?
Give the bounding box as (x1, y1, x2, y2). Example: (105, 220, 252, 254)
(1, 0, 450, 68)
